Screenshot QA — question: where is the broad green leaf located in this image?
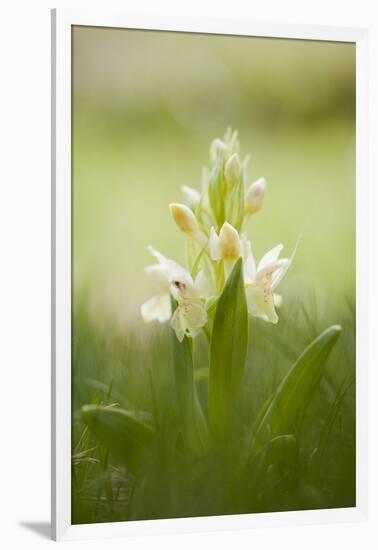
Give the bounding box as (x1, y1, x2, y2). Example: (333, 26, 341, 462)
(252, 325, 341, 453)
(82, 405, 153, 469)
(208, 257, 248, 443)
(172, 324, 207, 453)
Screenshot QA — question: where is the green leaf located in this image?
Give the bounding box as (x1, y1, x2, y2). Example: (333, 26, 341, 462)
(82, 405, 154, 469)
(172, 324, 207, 453)
(208, 257, 248, 443)
(252, 325, 341, 452)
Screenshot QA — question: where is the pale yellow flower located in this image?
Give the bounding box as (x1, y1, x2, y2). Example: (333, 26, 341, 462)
(242, 237, 293, 324)
(209, 222, 242, 278)
(141, 247, 210, 341)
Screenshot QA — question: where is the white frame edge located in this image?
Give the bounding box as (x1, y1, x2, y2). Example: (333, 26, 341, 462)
(51, 8, 369, 542)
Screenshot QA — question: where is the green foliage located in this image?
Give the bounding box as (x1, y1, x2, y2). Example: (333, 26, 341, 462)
(71, 31, 355, 524)
(74, 293, 355, 523)
(82, 405, 154, 471)
(252, 325, 341, 455)
(208, 258, 248, 443)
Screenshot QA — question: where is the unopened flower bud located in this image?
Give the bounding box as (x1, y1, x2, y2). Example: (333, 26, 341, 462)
(169, 203, 207, 246)
(219, 222, 241, 261)
(210, 138, 227, 161)
(245, 177, 266, 214)
(224, 153, 241, 189)
(170, 203, 198, 234)
(181, 185, 201, 209)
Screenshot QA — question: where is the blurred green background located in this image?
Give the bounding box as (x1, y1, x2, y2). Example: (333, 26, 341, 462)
(72, 27, 355, 331)
(72, 27, 355, 523)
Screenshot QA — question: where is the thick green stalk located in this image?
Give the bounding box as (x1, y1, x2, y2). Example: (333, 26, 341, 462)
(172, 319, 206, 454)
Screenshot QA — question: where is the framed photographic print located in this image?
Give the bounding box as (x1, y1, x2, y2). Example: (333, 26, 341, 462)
(51, 9, 369, 541)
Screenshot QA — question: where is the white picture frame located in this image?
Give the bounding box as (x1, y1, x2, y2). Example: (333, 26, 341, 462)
(51, 8, 369, 541)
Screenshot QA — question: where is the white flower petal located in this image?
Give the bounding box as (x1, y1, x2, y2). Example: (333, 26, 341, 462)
(257, 244, 283, 271)
(144, 264, 170, 292)
(170, 302, 207, 341)
(166, 260, 192, 284)
(246, 286, 278, 324)
(145, 247, 195, 298)
(141, 293, 171, 323)
(184, 303, 208, 336)
(168, 262, 197, 302)
(194, 270, 212, 299)
(147, 246, 167, 265)
(271, 258, 290, 290)
(254, 259, 287, 288)
(170, 281, 197, 302)
(241, 234, 256, 284)
(170, 308, 185, 342)
(181, 185, 201, 208)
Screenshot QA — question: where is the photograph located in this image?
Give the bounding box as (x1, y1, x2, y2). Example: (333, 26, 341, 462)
(71, 26, 356, 524)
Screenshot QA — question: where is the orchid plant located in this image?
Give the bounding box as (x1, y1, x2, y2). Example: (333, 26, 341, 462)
(82, 130, 343, 512)
(141, 128, 294, 341)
